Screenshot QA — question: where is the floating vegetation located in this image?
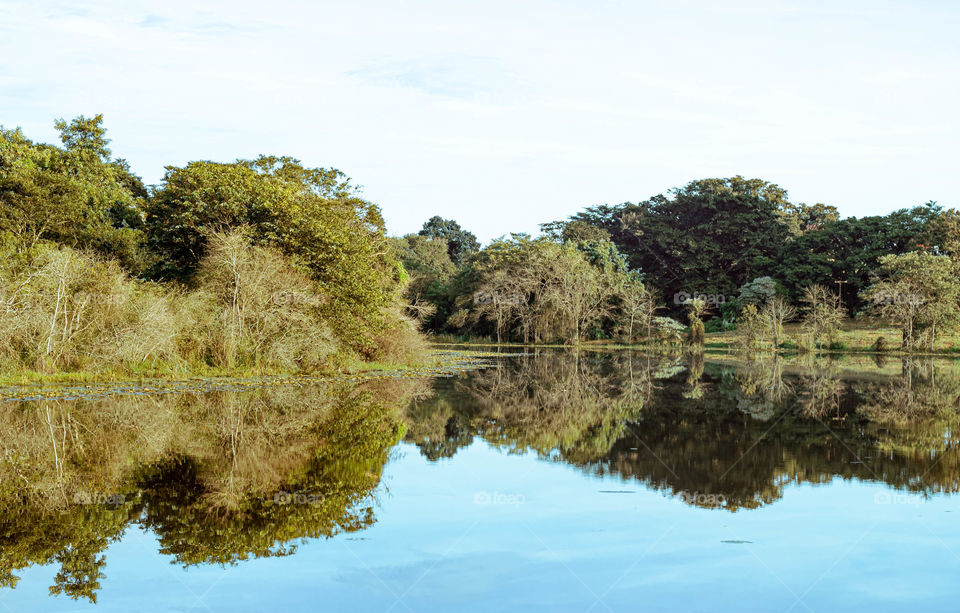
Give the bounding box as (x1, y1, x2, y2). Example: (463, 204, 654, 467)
(0, 351, 495, 404)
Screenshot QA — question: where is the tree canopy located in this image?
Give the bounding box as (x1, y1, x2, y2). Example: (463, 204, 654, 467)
(418, 216, 480, 265)
(145, 156, 404, 353)
(0, 116, 147, 272)
(0, 116, 418, 367)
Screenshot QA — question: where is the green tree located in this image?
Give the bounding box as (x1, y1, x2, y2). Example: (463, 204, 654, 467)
(54, 114, 111, 159)
(737, 276, 778, 308)
(762, 296, 796, 349)
(777, 202, 839, 237)
(392, 234, 458, 329)
(146, 156, 404, 355)
(864, 252, 960, 351)
(418, 216, 480, 265)
(540, 219, 611, 244)
(543, 177, 792, 311)
(800, 284, 844, 350)
(685, 297, 708, 348)
(778, 204, 945, 312)
(0, 117, 147, 272)
(450, 234, 624, 344)
(617, 273, 657, 343)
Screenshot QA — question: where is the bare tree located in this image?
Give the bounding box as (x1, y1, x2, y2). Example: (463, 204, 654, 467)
(800, 284, 844, 350)
(762, 297, 797, 349)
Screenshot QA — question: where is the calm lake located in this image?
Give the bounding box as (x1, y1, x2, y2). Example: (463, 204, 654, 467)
(2, 350, 959, 612)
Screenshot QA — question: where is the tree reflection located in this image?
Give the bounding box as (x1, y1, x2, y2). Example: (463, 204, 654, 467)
(4, 352, 960, 603)
(405, 351, 652, 464)
(406, 351, 960, 511)
(0, 379, 416, 601)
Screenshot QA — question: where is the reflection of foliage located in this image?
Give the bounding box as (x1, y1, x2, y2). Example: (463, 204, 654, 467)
(858, 360, 960, 425)
(0, 498, 136, 603)
(683, 353, 705, 400)
(734, 358, 792, 421)
(652, 357, 686, 380)
(405, 351, 652, 464)
(408, 352, 960, 513)
(6, 352, 960, 604)
(0, 378, 414, 600)
(797, 362, 845, 420)
(139, 390, 402, 566)
(404, 395, 474, 461)
(855, 360, 960, 475)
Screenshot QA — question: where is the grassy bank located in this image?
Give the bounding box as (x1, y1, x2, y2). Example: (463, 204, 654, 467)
(430, 321, 960, 358)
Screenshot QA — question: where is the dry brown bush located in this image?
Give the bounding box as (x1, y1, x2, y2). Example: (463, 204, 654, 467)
(0, 229, 361, 376)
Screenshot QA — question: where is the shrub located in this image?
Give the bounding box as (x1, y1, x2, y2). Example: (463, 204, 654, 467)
(0, 231, 358, 376)
(194, 230, 337, 372)
(0, 245, 181, 373)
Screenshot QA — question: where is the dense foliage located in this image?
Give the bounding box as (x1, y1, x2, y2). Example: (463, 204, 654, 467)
(4, 115, 958, 359)
(0, 116, 147, 272)
(0, 116, 420, 375)
(398, 176, 960, 350)
(147, 156, 405, 353)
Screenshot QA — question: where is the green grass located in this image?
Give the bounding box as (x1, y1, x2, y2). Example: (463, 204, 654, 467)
(703, 320, 960, 356)
(430, 320, 960, 358)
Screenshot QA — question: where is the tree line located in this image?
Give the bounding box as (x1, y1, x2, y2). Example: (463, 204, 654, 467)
(0, 115, 419, 375)
(396, 176, 960, 351)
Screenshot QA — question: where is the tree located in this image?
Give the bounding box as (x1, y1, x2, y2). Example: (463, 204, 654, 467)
(864, 252, 960, 351)
(778, 204, 945, 312)
(550, 243, 615, 344)
(195, 229, 336, 370)
(737, 277, 777, 308)
(762, 296, 797, 349)
(651, 317, 685, 347)
(685, 298, 708, 348)
(800, 285, 844, 350)
(418, 216, 480, 265)
(777, 202, 839, 237)
(540, 219, 611, 244)
(54, 114, 111, 159)
(469, 269, 523, 344)
(542, 177, 792, 311)
(0, 117, 147, 272)
(735, 304, 765, 351)
(448, 234, 540, 343)
(392, 234, 457, 329)
(450, 234, 628, 344)
(146, 156, 404, 355)
(734, 296, 795, 351)
(618, 274, 657, 343)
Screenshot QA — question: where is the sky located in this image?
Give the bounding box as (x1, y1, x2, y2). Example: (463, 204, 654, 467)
(1, 0, 958, 244)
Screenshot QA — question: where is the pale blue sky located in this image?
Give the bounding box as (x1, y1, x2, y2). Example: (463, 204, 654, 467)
(1, 0, 957, 243)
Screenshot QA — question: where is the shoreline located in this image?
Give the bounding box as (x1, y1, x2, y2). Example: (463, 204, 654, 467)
(0, 350, 495, 403)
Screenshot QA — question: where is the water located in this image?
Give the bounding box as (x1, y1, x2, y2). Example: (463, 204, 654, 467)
(2, 351, 959, 611)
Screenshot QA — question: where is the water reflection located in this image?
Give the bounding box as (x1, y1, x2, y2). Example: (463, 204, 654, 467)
(0, 379, 421, 602)
(2, 351, 960, 603)
(405, 352, 960, 511)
